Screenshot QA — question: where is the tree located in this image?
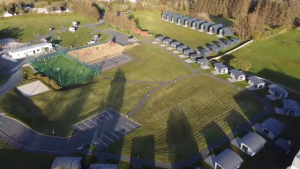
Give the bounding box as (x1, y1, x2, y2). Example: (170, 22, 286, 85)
(136, 0, 143, 10)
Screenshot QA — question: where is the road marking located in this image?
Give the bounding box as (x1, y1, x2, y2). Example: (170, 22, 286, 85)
(115, 128, 125, 135)
(109, 132, 120, 139)
(121, 125, 130, 132)
(104, 135, 114, 142)
(97, 138, 107, 146)
(82, 121, 91, 128)
(126, 123, 135, 128)
(75, 124, 84, 131)
(99, 114, 108, 119)
(89, 118, 97, 125)
(95, 116, 103, 122)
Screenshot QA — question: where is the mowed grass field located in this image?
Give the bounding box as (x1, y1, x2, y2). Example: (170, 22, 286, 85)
(0, 13, 94, 42)
(0, 76, 159, 136)
(133, 12, 220, 49)
(102, 75, 264, 162)
(101, 44, 192, 82)
(228, 30, 300, 91)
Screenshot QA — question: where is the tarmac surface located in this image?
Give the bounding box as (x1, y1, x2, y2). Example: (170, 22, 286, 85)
(102, 29, 133, 46)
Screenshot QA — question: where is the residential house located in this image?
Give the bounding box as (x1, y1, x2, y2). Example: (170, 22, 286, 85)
(194, 20, 206, 30)
(219, 27, 234, 37)
(177, 45, 188, 52)
(190, 53, 202, 61)
(209, 24, 224, 34)
(203, 22, 214, 32)
(237, 132, 266, 156)
(197, 58, 209, 66)
(260, 118, 285, 139)
(247, 76, 266, 89)
(181, 17, 190, 27)
(174, 15, 183, 25)
(214, 63, 228, 74)
(230, 69, 246, 81)
(223, 39, 234, 47)
(213, 149, 244, 169)
(207, 44, 220, 53)
(187, 18, 197, 27)
(163, 38, 172, 45)
(171, 41, 180, 48)
(183, 49, 195, 56)
(200, 48, 210, 57)
(282, 99, 300, 117)
(214, 41, 227, 50)
(155, 36, 163, 42)
(231, 38, 240, 44)
(268, 84, 288, 99)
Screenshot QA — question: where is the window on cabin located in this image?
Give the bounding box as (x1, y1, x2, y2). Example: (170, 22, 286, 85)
(242, 145, 249, 152)
(262, 129, 270, 136)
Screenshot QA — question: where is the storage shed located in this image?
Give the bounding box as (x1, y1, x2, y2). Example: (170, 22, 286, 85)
(260, 118, 285, 139)
(194, 20, 206, 30)
(183, 49, 195, 56)
(230, 69, 246, 81)
(190, 53, 202, 61)
(197, 58, 209, 66)
(268, 84, 288, 99)
(187, 18, 197, 27)
(177, 45, 188, 52)
(247, 76, 266, 89)
(238, 132, 266, 156)
(203, 22, 214, 32)
(213, 149, 244, 169)
(209, 24, 224, 34)
(51, 157, 82, 169)
(282, 99, 300, 117)
(214, 63, 228, 74)
(181, 17, 190, 26)
(219, 27, 234, 37)
(200, 48, 211, 57)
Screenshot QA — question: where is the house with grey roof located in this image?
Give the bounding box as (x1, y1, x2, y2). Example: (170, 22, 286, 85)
(190, 53, 202, 61)
(181, 17, 190, 26)
(207, 44, 220, 53)
(231, 38, 240, 44)
(200, 48, 210, 57)
(183, 48, 195, 56)
(209, 24, 224, 34)
(282, 99, 300, 117)
(230, 69, 246, 81)
(174, 15, 183, 25)
(223, 39, 234, 47)
(171, 41, 180, 48)
(197, 58, 209, 66)
(268, 84, 288, 99)
(194, 20, 206, 30)
(219, 27, 234, 37)
(215, 41, 227, 50)
(260, 118, 285, 139)
(51, 157, 82, 169)
(161, 12, 172, 20)
(177, 45, 188, 52)
(187, 18, 197, 27)
(170, 14, 178, 23)
(247, 76, 266, 89)
(155, 35, 164, 42)
(203, 22, 214, 32)
(234, 132, 266, 156)
(90, 164, 118, 169)
(288, 149, 300, 169)
(168, 13, 176, 22)
(213, 149, 244, 169)
(214, 63, 228, 74)
(275, 137, 291, 155)
(163, 38, 172, 45)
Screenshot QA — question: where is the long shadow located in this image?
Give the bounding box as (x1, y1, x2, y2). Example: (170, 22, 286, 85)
(166, 108, 199, 166)
(223, 109, 251, 137)
(0, 27, 24, 40)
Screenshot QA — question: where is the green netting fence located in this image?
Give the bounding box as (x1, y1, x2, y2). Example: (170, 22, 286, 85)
(26, 47, 105, 87)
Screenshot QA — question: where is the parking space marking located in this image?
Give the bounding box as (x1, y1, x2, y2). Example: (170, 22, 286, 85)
(97, 138, 107, 146)
(95, 116, 103, 122)
(121, 125, 130, 132)
(115, 128, 125, 135)
(104, 135, 114, 142)
(76, 124, 84, 131)
(99, 114, 108, 119)
(126, 123, 135, 128)
(109, 132, 120, 139)
(82, 121, 91, 128)
(89, 118, 97, 125)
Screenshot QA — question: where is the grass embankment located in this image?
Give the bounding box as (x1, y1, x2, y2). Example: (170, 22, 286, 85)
(101, 43, 192, 82)
(103, 75, 264, 162)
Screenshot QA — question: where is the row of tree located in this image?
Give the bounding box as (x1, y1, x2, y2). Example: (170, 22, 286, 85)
(104, 12, 137, 34)
(72, 1, 100, 21)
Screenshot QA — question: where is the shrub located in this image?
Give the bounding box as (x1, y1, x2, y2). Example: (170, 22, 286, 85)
(253, 26, 286, 40)
(29, 73, 62, 90)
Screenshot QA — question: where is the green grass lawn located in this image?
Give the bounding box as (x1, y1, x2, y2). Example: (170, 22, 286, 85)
(0, 76, 159, 136)
(0, 74, 8, 86)
(102, 75, 264, 162)
(0, 140, 55, 169)
(0, 13, 94, 42)
(101, 44, 192, 82)
(227, 30, 300, 91)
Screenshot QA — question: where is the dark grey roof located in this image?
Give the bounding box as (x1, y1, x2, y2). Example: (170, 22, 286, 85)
(268, 84, 288, 94)
(215, 41, 227, 49)
(214, 63, 228, 69)
(155, 36, 163, 40)
(209, 45, 219, 50)
(184, 49, 194, 53)
(261, 118, 285, 138)
(51, 157, 82, 169)
(177, 45, 187, 49)
(180, 17, 190, 24)
(203, 22, 214, 31)
(194, 20, 206, 28)
(240, 132, 266, 152)
(190, 53, 202, 57)
(163, 39, 172, 42)
(201, 48, 210, 54)
(197, 58, 209, 62)
(211, 24, 224, 33)
(247, 76, 265, 85)
(283, 99, 300, 111)
(214, 149, 243, 169)
(53, 6, 61, 11)
(187, 18, 197, 27)
(222, 27, 234, 36)
(90, 164, 118, 169)
(174, 14, 183, 21)
(224, 39, 233, 44)
(230, 69, 245, 77)
(231, 38, 240, 44)
(275, 138, 291, 151)
(171, 41, 180, 45)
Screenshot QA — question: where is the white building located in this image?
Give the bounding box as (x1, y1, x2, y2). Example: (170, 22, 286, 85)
(8, 43, 53, 59)
(3, 11, 14, 17)
(69, 27, 76, 32)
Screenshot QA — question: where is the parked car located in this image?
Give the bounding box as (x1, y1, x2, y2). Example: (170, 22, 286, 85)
(128, 36, 134, 39)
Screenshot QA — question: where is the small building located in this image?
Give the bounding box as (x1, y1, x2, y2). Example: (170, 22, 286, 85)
(177, 45, 188, 52)
(8, 43, 53, 59)
(190, 53, 202, 61)
(3, 11, 14, 17)
(282, 99, 300, 117)
(247, 76, 266, 89)
(181, 17, 190, 27)
(171, 41, 180, 48)
(165, 12, 173, 21)
(268, 84, 288, 99)
(183, 49, 195, 56)
(69, 27, 76, 32)
(51, 157, 82, 169)
(203, 22, 214, 32)
(90, 163, 118, 169)
(223, 39, 234, 47)
(219, 27, 234, 37)
(275, 138, 291, 155)
(141, 31, 148, 36)
(170, 14, 178, 23)
(161, 12, 172, 20)
(260, 118, 285, 139)
(53, 6, 62, 13)
(213, 149, 244, 169)
(197, 58, 209, 66)
(187, 18, 197, 27)
(214, 63, 228, 74)
(194, 20, 206, 29)
(207, 44, 220, 53)
(230, 69, 246, 81)
(174, 15, 183, 25)
(209, 24, 224, 34)
(163, 38, 172, 45)
(200, 48, 210, 57)
(155, 35, 163, 42)
(238, 132, 266, 156)
(72, 21, 78, 26)
(231, 38, 240, 44)
(289, 149, 300, 169)
(214, 41, 227, 50)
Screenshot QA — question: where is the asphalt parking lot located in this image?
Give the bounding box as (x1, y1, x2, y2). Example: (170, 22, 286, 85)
(90, 54, 132, 71)
(102, 29, 134, 46)
(69, 109, 140, 150)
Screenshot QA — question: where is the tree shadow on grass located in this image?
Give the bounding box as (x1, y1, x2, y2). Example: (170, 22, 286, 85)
(166, 108, 199, 165)
(0, 27, 24, 40)
(223, 109, 251, 138)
